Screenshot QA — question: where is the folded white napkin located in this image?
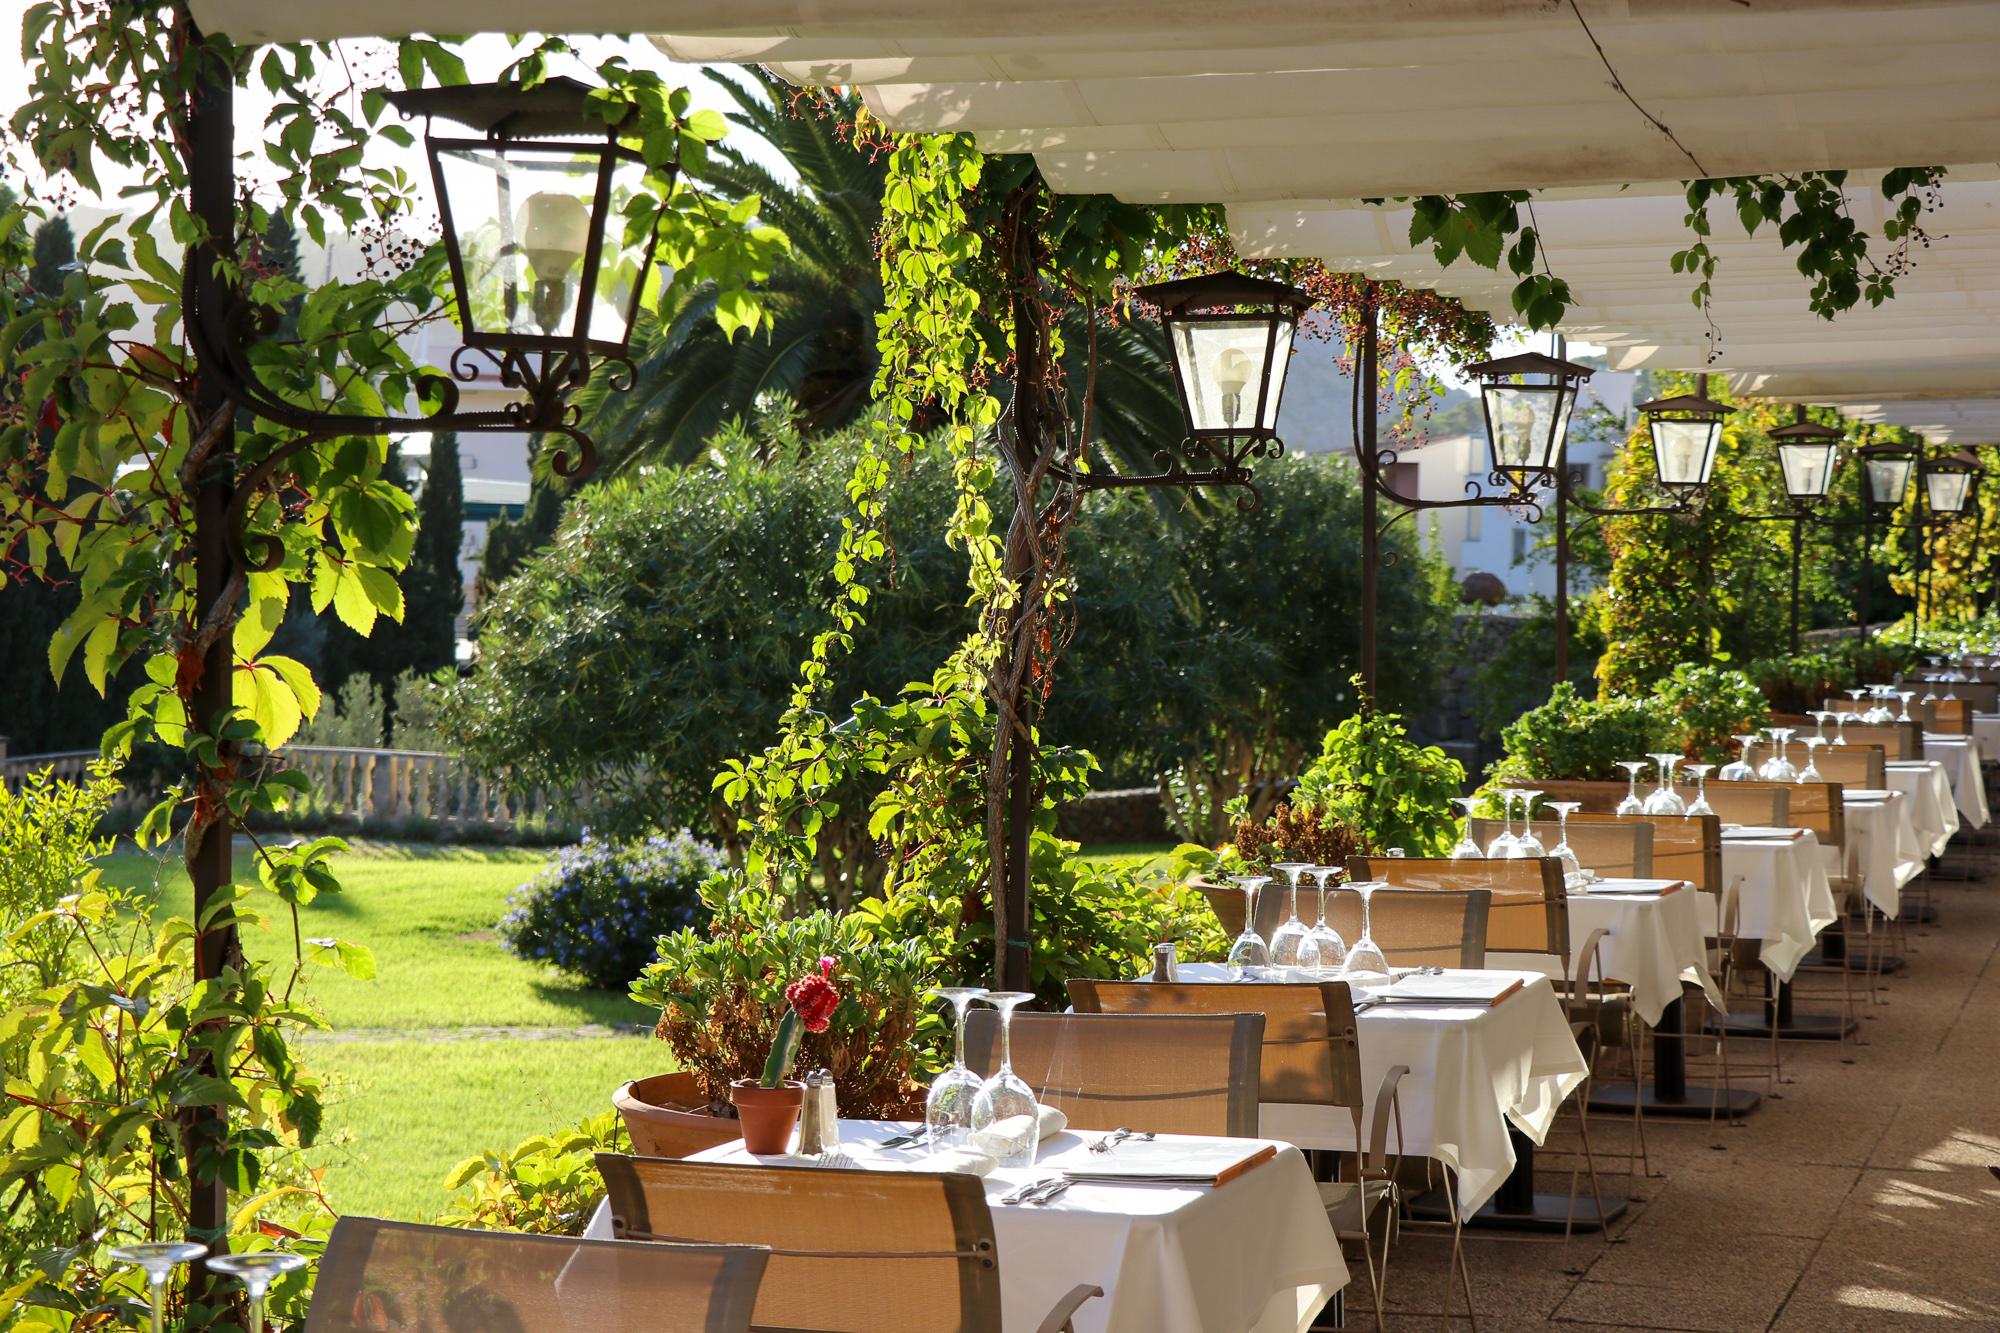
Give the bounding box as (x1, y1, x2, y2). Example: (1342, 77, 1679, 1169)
(969, 1103, 1068, 1157)
(916, 1147, 999, 1177)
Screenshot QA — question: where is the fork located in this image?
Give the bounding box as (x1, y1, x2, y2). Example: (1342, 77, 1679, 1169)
(999, 1176, 1062, 1205)
(1089, 1127, 1135, 1154)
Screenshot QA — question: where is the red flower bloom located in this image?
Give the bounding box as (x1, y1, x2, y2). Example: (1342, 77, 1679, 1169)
(785, 958, 840, 1034)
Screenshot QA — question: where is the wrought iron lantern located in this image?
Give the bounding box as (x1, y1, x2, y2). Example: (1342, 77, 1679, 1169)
(1770, 411, 1843, 503)
(1637, 374, 1728, 493)
(1464, 350, 1594, 480)
(1922, 452, 1980, 517)
(385, 78, 663, 370)
(1856, 442, 1918, 510)
(1144, 270, 1309, 449)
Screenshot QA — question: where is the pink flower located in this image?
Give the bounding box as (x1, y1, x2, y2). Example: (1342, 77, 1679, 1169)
(786, 964, 840, 1034)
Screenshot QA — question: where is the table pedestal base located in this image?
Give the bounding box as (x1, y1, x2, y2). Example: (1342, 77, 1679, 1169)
(1894, 902, 1939, 925)
(1407, 1130, 1628, 1233)
(1586, 1080, 1762, 1119)
(1707, 979, 1856, 1041)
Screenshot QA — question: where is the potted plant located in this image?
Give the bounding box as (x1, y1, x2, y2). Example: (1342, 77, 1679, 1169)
(730, 957, 841, 1154)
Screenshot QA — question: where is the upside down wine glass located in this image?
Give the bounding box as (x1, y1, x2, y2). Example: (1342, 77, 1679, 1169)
(925, 986, 989, 1149)
(206, 1252, 310, 1333)
(109, 1242, 208, 1333)
(1449, 797, 1483, 860)
(1226, 876, 1272, 980)
(1547, 801, 1584, 884)
(968, 991, 1040, 1168)
(1341, 880, 1391, 980)
(1809, 710, 1834, 746)
(1305, 866, 1348, 974)
(1831, 711, 1852, 747)
(1683, 763, 1716, 818)
(1643, 753, 1686, 815)
(1758, 728, 1798, 781)
(1897, 690, 1917, 723)
(1616, 761, 1649, 815)
(1719, 734, 1760, 782)
(1511, 790, 1547, 857)
(1268, 862, 1315, 968)
(1485, 789, 1520, 857)
(1798, 735, 1826, 784)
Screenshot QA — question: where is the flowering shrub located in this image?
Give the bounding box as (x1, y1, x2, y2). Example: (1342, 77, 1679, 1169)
(501, 830, 725, 990)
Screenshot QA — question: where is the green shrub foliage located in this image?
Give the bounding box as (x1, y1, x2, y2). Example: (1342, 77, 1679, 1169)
(500, 830, 725, 990)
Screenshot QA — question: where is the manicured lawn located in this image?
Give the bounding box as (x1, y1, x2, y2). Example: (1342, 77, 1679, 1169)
(99, 839, 675, 1221)
(306, 1034, 664, 1221)
(1074, 842, 1176, 871)
(100, 841, 655, 1031)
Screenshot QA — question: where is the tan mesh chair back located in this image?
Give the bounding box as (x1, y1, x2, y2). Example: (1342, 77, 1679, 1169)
(1258, 887, 1490, 968)
(1837, 721, 1920, 760)
(1792, 742, 1886, 789)
(961, 1010, 1263, 1137)
(306, 1215, 769, 1333)
(1519, 778, 1630, 814)
(1468, 817, 1654, 878)
(1899, 677, 1999, 711)
(597, 1155, 1002, 1333)
(1068, 979, 1365, 1111)
(1700, 782, 1790, 827)
(615, 1074, 740, 1159)
(1571, 812, 1722, 893)
(1708, 779, 1845, 848)
(1348, 855, 1568, 965)
(1931, 698, 1973, 734)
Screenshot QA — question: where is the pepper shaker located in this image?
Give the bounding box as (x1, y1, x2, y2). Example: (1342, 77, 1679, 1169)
(801, 1068, 839, 1153)
(1151, 941, 1178, 982)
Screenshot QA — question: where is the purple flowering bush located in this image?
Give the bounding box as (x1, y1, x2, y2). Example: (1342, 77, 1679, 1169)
(500, 830, 726, 989)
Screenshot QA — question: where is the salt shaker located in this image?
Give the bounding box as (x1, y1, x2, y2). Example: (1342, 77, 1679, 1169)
(798, 1068, 839, 1154)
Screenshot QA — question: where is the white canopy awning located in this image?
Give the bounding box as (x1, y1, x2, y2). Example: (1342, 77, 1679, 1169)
(188, 0, 2000, 439)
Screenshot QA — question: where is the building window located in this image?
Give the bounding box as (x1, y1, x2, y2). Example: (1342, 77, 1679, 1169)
(1466, 507, 1483, 541)
(1510, 526, 1529, 566)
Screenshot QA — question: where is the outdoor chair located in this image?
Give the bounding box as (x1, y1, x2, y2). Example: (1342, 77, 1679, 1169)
(1254, 885, 1491, 969)
(596, 1155, 1102, 1333)
(1834, 721, 1922, 760)
(1467, 817, 1654, 878)
(1698, 783, 1791, 828)
(962, 1009, 1264, 1137)
(1930, 698, 1973, 734)
(305, 1215, 770, 1333)
(1069, 979, 1417, 1330)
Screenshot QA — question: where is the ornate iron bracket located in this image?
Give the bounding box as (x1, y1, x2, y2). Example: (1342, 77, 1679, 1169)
(188, 273, 620, 581)
(1045, 433, 1283, 513)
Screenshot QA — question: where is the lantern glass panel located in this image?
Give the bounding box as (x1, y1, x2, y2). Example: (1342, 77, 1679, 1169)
(437, 143, 646, 349)
(1778, 441, 1836, 500)
(1926, 468, 1973, 514)
(1865, 456, 1913, 507)
(1482, 385, 1571, 471)
(1169, 316, 1290, 435)
(1650, 418, 1718, 488)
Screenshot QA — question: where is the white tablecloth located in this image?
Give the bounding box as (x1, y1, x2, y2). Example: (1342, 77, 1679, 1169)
(1973, 712, 2000, 753)
(588, 1123, 1346, 1333)
(1718, 830, 1838, 980)
(1178, 965, 1587, 1221)
(1921, 733, 1989, 829)
(1567, 879, 1725, 1026)
(1885, 761, 1958, 857)
(1840, 790, 1927, 917)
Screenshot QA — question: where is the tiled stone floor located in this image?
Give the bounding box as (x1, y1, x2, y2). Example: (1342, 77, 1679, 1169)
(1365, 854, 2000, 1330)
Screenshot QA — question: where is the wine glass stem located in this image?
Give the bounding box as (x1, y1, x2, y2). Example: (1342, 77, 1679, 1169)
(248, 1291, 266, 1333)
(150, 1276, 165, 1333)
(997, 1004, 1013, 1079)
(952, 999, 969, 1072)
(1360, 892, 1373, 943)
(1288, 877, 1299, 921)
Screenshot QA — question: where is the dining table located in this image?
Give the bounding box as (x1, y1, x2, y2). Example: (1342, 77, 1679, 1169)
(583, 1122, 1347, 1333)
(1837, 789, 1928, 918)
(1716, 825, 1848, 1040)
(1884, 759, 1959, 858)
(1561, 878, 1756, 1120)
(1175, 963, 1593, 1230)
(1920, 732, 1989, 829)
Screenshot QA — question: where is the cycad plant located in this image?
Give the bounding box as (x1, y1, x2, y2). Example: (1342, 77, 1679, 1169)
(581, 69, 886, 471)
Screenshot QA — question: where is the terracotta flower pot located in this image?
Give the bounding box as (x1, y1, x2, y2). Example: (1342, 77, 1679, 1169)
(730, 1079, 805, 1155)
(614, 1073, 739, 1159)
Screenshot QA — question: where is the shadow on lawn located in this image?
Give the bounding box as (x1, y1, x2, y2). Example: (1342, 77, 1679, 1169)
(528, 976, 656, 1032)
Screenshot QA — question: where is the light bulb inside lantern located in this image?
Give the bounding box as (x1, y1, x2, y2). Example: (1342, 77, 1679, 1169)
(516, 191, 591, 333)
(1213, 346, 1255, 427)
